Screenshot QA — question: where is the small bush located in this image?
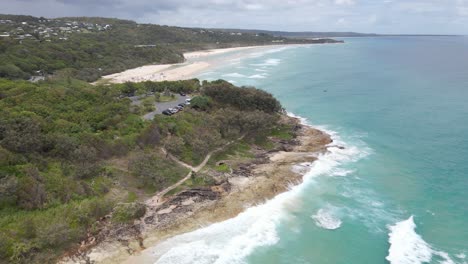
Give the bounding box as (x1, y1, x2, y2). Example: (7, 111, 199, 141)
(112, 202, 146, 224)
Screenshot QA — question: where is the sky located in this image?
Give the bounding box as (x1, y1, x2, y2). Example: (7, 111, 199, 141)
(2, 0, 468, 34)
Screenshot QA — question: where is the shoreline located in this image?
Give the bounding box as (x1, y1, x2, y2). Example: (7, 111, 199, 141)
(97, 44, 306, 84)
(60, 116, 333, 263)
(61, 44, 337, 264)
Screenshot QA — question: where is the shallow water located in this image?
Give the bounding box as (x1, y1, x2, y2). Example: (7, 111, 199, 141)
(151, 37, 468, 264)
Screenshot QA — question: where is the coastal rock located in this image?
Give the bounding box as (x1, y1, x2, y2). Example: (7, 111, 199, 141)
(157, 205, 177, 215)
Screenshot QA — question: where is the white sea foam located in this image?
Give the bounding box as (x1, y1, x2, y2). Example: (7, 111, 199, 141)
(386, 216, 456, 264)
(330, 168, 354, 177)
(222, 72, 246, 78)
(198, 71, 216, 76)
(248, 74, 267, 79)
(247, 46, 294, 59)
(311, 208, 342, 230)
(251, 58, 282, 67)
(147, 113, 366, 264)
(291, 162, 314, 174)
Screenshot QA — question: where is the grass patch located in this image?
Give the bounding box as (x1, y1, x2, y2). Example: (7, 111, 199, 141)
(128, 151, 190, 194)
(111, 202, 146, 224)
(214, 163, 230, 172)
(269, 124, 294, 140)
(254, 135, 276, 151)
(126, 192, 138, 202)
(209, 141, 254, 166)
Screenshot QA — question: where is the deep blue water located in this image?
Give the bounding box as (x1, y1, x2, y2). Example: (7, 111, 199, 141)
(152, 37, 468, 264)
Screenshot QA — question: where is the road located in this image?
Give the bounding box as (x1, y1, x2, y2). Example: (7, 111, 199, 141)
(142, 94, 189, 120)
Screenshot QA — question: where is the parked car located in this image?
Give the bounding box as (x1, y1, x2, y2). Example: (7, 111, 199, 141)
(185, 98, 191, 105)
(169, 108, 178, 114)
(179, 92, 186, 96)
(178, 103, 185, 108)
(162, 109, 172, 115)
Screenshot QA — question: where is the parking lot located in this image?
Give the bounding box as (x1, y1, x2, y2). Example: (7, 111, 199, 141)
(143, 94, 189, 120)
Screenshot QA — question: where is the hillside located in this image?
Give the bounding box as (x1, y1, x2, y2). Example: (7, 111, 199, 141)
(0, 76, 308, 263)
(211, 28, 379, 38)
(0, 14, 342, 82)
(210, 28, 460, 38)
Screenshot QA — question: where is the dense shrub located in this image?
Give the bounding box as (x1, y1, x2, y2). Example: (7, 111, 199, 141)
(202, 82, 282, 113)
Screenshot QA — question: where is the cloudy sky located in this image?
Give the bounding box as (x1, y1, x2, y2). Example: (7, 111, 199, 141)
(2, 0, 468, 34)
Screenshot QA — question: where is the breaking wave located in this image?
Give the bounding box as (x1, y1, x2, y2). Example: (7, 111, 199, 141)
(251, 58, 282, 67)
(148, 113, 368, 264)
(222, 72, 246, 78)
(387, 216, 456, 264)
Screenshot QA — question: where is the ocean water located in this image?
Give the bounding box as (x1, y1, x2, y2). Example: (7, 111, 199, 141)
(150, 37, 468, 264)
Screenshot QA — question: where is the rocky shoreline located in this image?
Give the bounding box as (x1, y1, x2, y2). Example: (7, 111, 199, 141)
(60, 116, 332, 264)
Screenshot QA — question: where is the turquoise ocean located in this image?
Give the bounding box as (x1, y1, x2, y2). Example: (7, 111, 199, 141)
(151, 37, 468, 264)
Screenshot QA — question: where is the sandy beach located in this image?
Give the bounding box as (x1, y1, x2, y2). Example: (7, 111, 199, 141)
(98, 45, 296, 83)
(59, 44, 334, 264)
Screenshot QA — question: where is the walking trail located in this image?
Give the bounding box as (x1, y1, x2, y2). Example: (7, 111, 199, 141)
(145, 135, 245, 207)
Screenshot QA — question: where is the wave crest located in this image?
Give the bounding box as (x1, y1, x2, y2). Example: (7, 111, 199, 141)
(387, 216, 456, 264)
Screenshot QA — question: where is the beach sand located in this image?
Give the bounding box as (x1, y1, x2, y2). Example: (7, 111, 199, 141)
(98, 45, 294, 84)
(60, 44, 331, 264)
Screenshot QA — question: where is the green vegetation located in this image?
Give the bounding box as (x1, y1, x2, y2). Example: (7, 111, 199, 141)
(269, 124, 295, 140)
(128, 151, 190, 193)
(0, 14, 331, 82)
(214, 163, 230, 173)
(111, 202, 146, 224)
(208, 141, 254, 166)
(0, 76, 289, 263)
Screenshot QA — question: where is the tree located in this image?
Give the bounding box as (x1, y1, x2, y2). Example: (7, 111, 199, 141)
(72, 145, 99, 179)
(202, 83, 282, 113)
(122, 82, 137, 97)
(190, 96, 211, 111)
(0, 116, 44, 154)
(16, 167, 47, 210)
(137, 123, 161, 148)
(0, 176, 18, 207)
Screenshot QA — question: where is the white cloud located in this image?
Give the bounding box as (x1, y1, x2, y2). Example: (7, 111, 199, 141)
(336, 17, 347, 25)
(395, 2, 442, 13)
(335, 0, 355, 6)
(457, 0, 468, 16)
(1, 0, 467, 34)
(367, 14, 378, 24)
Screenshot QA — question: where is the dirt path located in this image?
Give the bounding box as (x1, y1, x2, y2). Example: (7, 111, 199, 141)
(146, 135, 245, 206)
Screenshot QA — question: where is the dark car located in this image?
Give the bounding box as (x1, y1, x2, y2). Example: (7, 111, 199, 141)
(178, 103, 185, 108)
(179, 92, 186, 96)
(162, 109, 172, 115)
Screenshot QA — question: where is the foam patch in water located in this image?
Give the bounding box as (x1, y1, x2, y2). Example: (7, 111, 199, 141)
(311, 208, 342, 230)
